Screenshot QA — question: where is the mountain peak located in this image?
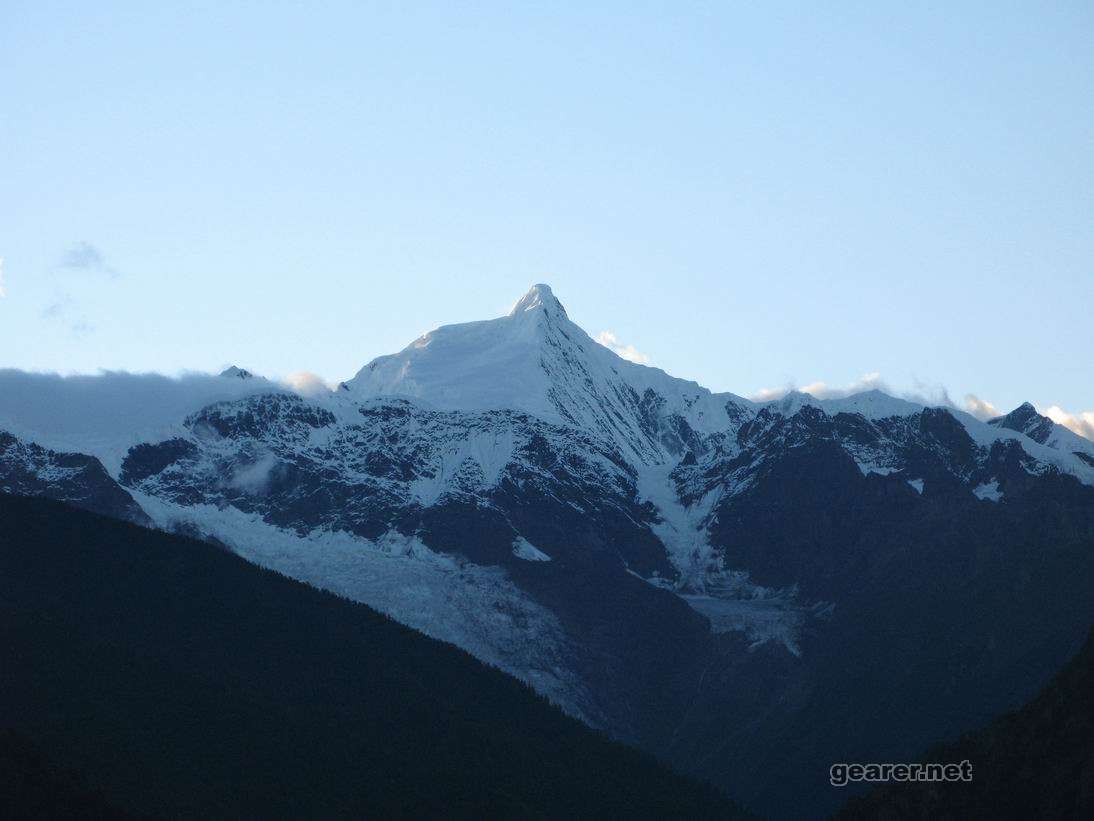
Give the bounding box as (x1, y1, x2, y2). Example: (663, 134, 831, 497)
(999, 402, 1042, 424)
(509, 284, 566, 318)
(343, 281, 743, 462)
(989, 401, 1054, 444)
(220, 366, 253, 380)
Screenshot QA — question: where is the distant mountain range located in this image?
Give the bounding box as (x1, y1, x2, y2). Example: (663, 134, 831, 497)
(3, 284, 1093, 817)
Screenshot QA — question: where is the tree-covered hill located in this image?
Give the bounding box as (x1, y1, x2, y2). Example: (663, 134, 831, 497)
(838, 628, 1094, 819)
(0, 493, 747, 820)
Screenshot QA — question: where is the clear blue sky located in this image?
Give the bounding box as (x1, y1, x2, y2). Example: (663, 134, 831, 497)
(2, 1, 1091, 420)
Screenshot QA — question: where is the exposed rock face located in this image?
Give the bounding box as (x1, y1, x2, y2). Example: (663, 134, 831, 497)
(989, 401, 1056, 444)
(0, 431, 149, 526)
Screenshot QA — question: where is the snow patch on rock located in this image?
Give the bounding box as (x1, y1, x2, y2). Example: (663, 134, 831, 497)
(512, 537, 551, 562)
(973, 480, 1003, 502)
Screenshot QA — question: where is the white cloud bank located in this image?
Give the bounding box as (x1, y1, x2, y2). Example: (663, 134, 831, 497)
(595, 331, 651, 365)
(0, 369, 283, 473)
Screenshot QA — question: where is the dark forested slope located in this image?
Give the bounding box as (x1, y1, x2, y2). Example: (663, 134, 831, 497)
(0, 728, 128, 820)
(838, 627, 1094, 819)
(0, 494, 745, 820)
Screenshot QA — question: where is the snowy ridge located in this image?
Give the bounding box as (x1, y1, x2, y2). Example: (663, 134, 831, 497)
(762, 388, 924, 421)
(987, 401, 1094, 463)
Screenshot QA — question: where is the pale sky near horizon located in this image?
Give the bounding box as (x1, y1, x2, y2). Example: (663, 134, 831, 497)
(1, 2, 1091, 432)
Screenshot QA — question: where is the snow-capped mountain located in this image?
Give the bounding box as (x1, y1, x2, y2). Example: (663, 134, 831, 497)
(988, 401, 1094, 465)
(345, 284, 745, 464)
(2, 284, 1094, 817)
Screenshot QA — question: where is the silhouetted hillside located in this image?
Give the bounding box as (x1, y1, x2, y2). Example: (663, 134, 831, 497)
(0, 494, 746, 819)
(0, 728, 128, 820)
(838, 628, 1094, 819)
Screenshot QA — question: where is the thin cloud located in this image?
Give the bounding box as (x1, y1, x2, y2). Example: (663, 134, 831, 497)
(750, 372, 888, 402)
(59, 241, 118, 276)
(42, 294, 74, 319)
(596, 330, 651, 365)
(71, 319, 95, 338)
(229, 451, 281, 495)
(962, 394, 1001, 421)
(40, 293, 93, 336)
(750, 385, 790, 402)
(1043, 405, 1094, 442)
(804, 372, 888, 400)
(282, 371, 334, 397)
(900, 379, 954, 409)
(41, 241, 120, 333)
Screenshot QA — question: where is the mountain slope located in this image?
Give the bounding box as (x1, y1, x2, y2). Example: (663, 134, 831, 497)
(838, 627, 1094, 819)
(0, 431, 148, 525)
(682, 470, 1094, 817)
(0, 728, 128, 821)
(0, 493, 747, 820)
